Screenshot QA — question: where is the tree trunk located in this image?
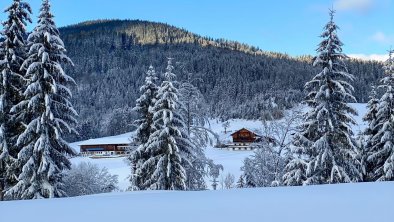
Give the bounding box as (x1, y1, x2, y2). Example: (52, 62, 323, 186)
(0, 182, 4, 201)
(0, 161, 4, 201)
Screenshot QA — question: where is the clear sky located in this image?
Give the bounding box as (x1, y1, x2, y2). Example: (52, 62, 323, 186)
(1, 0, 393, 60)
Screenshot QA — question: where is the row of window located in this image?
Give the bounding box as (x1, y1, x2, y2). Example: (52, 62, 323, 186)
(80, 151, 131, 156)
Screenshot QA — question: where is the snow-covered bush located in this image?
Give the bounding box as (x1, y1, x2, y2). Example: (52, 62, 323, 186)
(224, 173, 235, 189)
(63, 162, 118, 197)
(242, 144, 285, 187)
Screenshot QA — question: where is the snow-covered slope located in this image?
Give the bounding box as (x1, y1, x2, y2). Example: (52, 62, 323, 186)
(1, 182, 392, 222)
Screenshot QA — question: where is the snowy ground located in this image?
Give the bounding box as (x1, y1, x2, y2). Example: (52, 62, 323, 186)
(70, 147, 253, 191)
(1, 104, 389, 222)
(1, 182, 392, 222)
(69, 103, 368, 191)
(68, 116, 264, 190)
(69, 117, 263, 190)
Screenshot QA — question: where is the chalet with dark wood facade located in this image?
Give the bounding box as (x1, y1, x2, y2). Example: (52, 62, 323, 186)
(217, 128, 276, 151)
(231, 128, 259, 143)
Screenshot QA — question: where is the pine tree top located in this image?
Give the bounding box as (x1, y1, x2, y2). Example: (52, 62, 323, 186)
(383, 50, 394, 75)
(0, 0, 31, 66)
(314, 9, 349, 73)
(36, 0, 57, 34)
(164, 58, 176, 81)
(2, 0, 32, 32)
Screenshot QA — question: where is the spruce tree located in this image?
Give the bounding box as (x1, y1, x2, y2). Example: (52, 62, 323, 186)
(133, 65, 158, 144)
(363, 86, 379, 138)
(362, 85, 379, 181)
(282, 152, 308, 186)
(129, 65, 158, 191)
(6, 0, 77, 199)
(283, 9, 360, 185)
(0, 0, 31, 201)
(236, 175, 245, 188)
(133, 58, 193, 190)
(367, 50, 394, 181)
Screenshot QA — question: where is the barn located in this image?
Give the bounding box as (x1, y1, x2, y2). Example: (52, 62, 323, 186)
(79, 132, 138, 157)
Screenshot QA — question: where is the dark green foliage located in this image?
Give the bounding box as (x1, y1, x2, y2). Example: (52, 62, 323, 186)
(58, 20, 384, 141)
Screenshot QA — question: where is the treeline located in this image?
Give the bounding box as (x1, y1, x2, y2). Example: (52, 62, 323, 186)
(59, 20, 384, 141)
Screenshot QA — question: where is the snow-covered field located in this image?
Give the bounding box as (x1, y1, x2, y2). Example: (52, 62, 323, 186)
(69, 117, 265, 190)
(2, 103, 391, 222)
(70, 147, 253, 191)
(69, 104, 368, 191)
(1, 182, 392, 222)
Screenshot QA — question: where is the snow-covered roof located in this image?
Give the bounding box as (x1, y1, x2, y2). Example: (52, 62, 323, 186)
(78, 132, 136, 146)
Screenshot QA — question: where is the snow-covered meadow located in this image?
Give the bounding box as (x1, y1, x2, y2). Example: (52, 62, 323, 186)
(1, 182, 392, 222)
(68, 104, 368, 191)
(1, 103, 392, 222)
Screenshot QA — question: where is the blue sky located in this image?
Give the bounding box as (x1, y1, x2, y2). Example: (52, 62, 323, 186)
(1, 0, 393, 60)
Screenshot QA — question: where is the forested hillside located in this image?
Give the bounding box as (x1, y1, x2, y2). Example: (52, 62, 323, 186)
(60, 19, 384, 141)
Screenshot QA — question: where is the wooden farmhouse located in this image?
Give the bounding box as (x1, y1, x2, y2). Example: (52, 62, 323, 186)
(79, 132, 138, 157)
(231, 128, 260, 143)
(217, 128, 276, 151)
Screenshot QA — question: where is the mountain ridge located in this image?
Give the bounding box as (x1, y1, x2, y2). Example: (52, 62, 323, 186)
(59, 19, 312, 60)
(58, 19, 384, 141)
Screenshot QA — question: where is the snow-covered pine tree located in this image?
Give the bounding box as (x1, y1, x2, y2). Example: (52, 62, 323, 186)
(236, 175, 245, 188)
(0, 0, 31, 201)
(363, 86, 379, 138)
(361, 85, 379, 181)
(283, 9, 360, 185)
(6, 0, 77, 199)
(133, 65, 158, 144)
(367, 50, 394, 181)
(129, 65, 158, 191)
(135, 58, 193, 190)
(282, 152, 308, 186)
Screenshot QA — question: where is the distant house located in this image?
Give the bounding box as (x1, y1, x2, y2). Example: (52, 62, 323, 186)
(217, 128, 276, 151)
(231, 128, 260, 144)
(79, 132, 138, 157)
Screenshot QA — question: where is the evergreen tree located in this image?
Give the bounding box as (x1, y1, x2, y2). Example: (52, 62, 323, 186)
(283, 9, 360, 185)
(356, 133, 368, 181)
(0, 0, 31, 201)
(242, 157, 256, 188)
(362, 85, 379, 181)
(363, 86, 379, 138)
(236, 175, 245, 188)
(129, 65, 158, 191)
(282, 153, 308, 186)
(6, 0, 77, 199)
(43, 20, 383, 139)
(133, 58, 193, 190)
(133, 65, 158, 144)
(367, 50, 394, 181)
